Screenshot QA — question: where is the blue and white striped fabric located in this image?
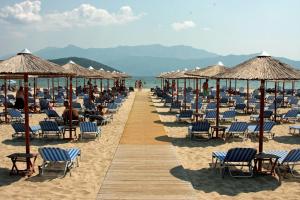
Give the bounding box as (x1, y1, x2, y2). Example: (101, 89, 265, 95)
(222, 111, 236, 121)
(265, 149, 300, 164)
(8, 109, 23, 121)
(212, 151, 227, 161)
(214, 148, 257, 162)
(80, 122, 100, 139)
(191, 121, 210, 132)
(40, 121, 60, 132)
(253, 121, 275, 132)
(206, 102, 216, 110)
(45, 109, 61, 119)
(283, 110, 298, 119)
(205, 110, 217, 120)
(11, 123, 41, 136)
(228, 122, 248, 133)
(39, 147, 80, 162)
(179, 110, 193, 118)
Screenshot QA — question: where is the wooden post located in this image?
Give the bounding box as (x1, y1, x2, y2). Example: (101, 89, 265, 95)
(33, 78, 36, 112)
(292, 81, 295, 96)
(176, 79, 179, 102)
(24, 73, 30, 170)
(246, 80, 249, 114)
(259, 80, 265, 153)
(282, 81, 285, 107)
(196, 78, 199, 121)
(171, 80, 174, 102)
(52, 77, 55, 106)
(274, 81, 277, 122)
(69, 76, 73, 139)
(216, 79, 220, 136)
(4, 77, 8, 123)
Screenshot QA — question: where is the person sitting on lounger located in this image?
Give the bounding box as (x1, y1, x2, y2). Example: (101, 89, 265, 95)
(62, 101, 80, 125)
(15, 86, 24, 109)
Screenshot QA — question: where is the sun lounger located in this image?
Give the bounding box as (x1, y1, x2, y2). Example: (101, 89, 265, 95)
(220, 110, 236, 122)
(204, 110, 217, 121)
(11, 122, 41, 138)
(226, 122, 248, 140)
(38, 147, 81, 176)
(170, 101, 181, 112)
(176, 110, 193, 122)
(247, 121, 276, 139)
(8, 109, 24, 122)
(265, 149, 300, 177)
(188, 121, 211, 140)
(79, 122, 101, 139)
(250, 110, 273, 122)
(212, 148, 257, 178)
(281, 109, 299, 123)
(39, 121, 64, 139)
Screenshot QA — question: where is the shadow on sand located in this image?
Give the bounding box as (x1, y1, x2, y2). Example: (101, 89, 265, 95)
(273, 135, 300, 145)
(170, 165, 281, 196)
(0, 167, 22, 187)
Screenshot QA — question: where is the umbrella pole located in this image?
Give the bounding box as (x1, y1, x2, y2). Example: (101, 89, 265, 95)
(171, 80, 174, 102)
(4, 77, 8, 123)
(196, 78, 199, 121)
(246, 80, 249, 114)
(176, 79, 179, 102)
(292, 81, 295, 96)
(66, 77, 69, 99)
(24, 73, 31, 170)
(282, 81, 285, 107)
(184, 78, 186, 110)
(75, 78, 78, 96)
(69, 76, 73, 139)
(216, 79, 220, 136)
(89, 78, 92, 103)
(274, 81, 277, 123)
(258, 79, 265, 171)
(33, 78, 36, 112)
(52, 78, 55, 107)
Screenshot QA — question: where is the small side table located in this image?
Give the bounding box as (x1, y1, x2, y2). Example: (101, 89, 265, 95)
(63, 126, 77, 139)
(7, 153, 38, 177)
(211, 125, 227, 139)
(254, 153, 279, 176)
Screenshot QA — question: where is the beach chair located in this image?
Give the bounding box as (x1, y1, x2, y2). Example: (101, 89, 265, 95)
(79, 122, 101, 139)
(107, 103, 118, 113)
(39, 121, 64, 139)
(220, 110, 236, 122)
(281, 109, 299, 123)
(8, 109, 24, 122)
(54, 97, 64, 107)
(40, 99, 50, 111)
(188, 121, 211, 140)
(204, 110, 217, 121)
(235, 103, 246, 113)
(205, 102, 217, 111)
(170, 101, 181, 112)
(44, 109, 63, 122)
(176, 110, 193, 122)
(247, 121, 276, 139)
(38, 147, 81, 176)
(250, 110, 273, 122)
(212, 148, 257, 178)
(226, 122, 248, 140)
(265, 149, 300, 177)
(220, 97, 229, 107)
(11, 122, 41, 138)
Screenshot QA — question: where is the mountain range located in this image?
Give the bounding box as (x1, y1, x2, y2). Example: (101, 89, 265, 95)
(19, 44, 300, 76)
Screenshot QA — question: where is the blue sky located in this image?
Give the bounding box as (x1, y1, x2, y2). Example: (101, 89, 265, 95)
(0, 0, 299, 60)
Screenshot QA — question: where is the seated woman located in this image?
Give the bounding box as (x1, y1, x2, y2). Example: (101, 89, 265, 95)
(62, 101, 80, 125)
(15, 86, 24, 109)
(88, 105, 112, 125)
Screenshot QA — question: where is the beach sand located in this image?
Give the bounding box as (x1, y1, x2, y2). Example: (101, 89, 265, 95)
(151, 93, 300, 200)
(0, 91, 136, 200)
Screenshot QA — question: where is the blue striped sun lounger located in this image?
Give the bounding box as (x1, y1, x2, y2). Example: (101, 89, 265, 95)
(221, 110, 236, 122)
(247, 121, 275, 139)
(39, 121, 64, 139)
(265, 149, 300, 177)
(226, 122, 248, 140)
(176, 110, 193, 122)
(11, 122, 41, 138)
(38, 147, 81, 176)
(212, 148, 257, 178)
(79, 122, 101, 140)
(8, 109, 24, 122)
(188, 121, 211, 140)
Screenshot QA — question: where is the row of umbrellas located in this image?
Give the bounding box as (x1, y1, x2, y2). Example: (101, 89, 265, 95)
(157, 53, 300, 162)
(0, 49, 130, 172)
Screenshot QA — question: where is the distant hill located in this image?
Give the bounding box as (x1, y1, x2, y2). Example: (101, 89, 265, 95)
(50, 57, 117, 72)
(32, 44, 300, 76)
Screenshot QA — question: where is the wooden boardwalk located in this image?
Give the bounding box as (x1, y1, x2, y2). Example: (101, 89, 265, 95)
(97, 91, 196, 200)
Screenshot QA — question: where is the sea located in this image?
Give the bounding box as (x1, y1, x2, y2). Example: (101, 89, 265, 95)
(1, 76, 299, 91)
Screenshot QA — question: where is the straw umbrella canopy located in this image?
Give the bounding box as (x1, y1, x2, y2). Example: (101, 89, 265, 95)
(185, 62, 228, 78)
(0, 49, 74, 174)
(62, 60, 96, 78)
(214, 52, 300, 155)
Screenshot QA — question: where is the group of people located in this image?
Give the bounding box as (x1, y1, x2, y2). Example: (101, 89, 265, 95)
(135, 80, 143, 89)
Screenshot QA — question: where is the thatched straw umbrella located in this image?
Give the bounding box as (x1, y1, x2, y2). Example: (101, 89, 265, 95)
(214, 52, 300, 158)
(185, 62, 228, 121)
(0, 49, 73, 174)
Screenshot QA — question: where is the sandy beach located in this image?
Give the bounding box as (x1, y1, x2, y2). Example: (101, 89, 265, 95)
(151, 92, 300, 200)
(0, 91, 136, 200)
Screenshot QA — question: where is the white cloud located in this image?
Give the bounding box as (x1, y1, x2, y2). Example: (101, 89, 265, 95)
(43, 4, 142, 29)
(0, 1, 143, 31)
(172, 20, 196, 31)
(0, 0, 42, 24)
(203, 27, 211, 31)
